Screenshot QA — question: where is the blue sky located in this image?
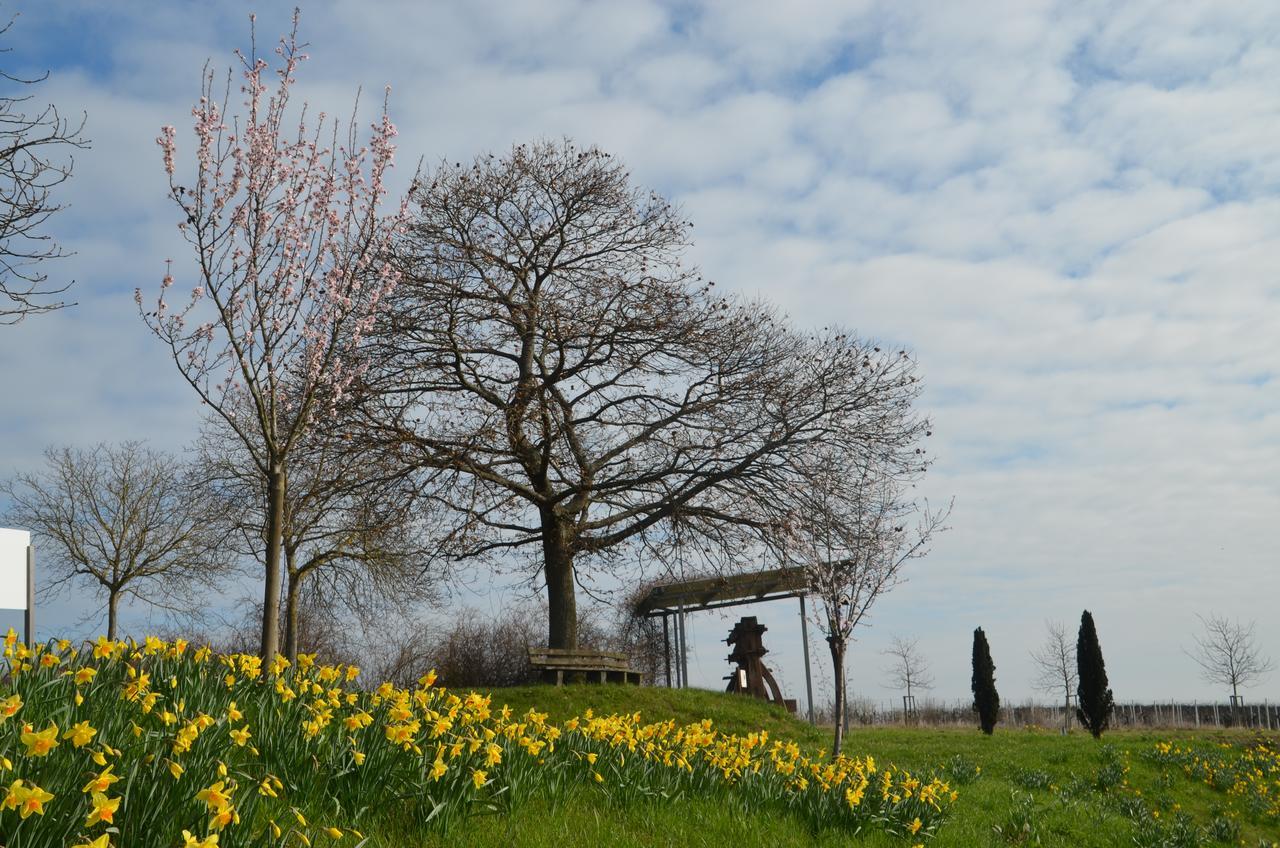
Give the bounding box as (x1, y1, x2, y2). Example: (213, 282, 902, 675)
(2, 0, 1279, 708)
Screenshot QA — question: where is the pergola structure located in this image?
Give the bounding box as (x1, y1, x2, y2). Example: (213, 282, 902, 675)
(632, 566, 817, 723)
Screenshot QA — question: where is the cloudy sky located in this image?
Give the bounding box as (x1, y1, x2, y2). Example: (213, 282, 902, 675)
(1, 0, 1278, 708)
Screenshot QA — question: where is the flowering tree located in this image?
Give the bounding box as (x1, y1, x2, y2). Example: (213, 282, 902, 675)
(138, 13, 407, 658)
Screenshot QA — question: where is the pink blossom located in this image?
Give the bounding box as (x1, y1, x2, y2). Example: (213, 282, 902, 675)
(157, 125, 177, 175)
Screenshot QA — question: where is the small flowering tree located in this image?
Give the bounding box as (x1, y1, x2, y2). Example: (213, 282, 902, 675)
(138, 13, 407, 659)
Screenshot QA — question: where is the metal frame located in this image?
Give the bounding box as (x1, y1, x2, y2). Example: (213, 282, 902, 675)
(25, 544, 34, 648)
(637, 567, 817, 724)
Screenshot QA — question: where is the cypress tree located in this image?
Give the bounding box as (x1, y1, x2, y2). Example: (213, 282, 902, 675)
(971, 627, 999, 734)
(1075, 610, 1114, 738)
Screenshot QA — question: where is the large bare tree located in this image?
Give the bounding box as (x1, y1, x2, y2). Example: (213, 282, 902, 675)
(1, 442, 228, 638)
(1186, 613, 1274, 723)
(138, 15, 407, 658)
(195, 412, 437, 660)
(0, 16, 89, 324)
(774, 448, 948, 756)
(1030, 619, 1077, 733)
(364, 140, 935, 651)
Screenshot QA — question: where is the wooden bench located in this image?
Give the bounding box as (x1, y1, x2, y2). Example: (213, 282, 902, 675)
(528, 647, 643, 685)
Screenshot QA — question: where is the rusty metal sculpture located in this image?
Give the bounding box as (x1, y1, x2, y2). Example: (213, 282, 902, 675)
(725, 616, 793, 711)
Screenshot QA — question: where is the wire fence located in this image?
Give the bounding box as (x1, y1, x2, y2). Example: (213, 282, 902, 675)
(816, 697, 1280, 731)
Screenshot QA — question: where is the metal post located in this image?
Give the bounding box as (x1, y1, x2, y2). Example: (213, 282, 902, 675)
(798, 595, 814, 725)
(24, 544, 34, 648)
(677, 605, 688, 689)
(662, 613, 672, 688)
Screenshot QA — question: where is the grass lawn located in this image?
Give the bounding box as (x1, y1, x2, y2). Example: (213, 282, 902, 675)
(6, 638, 1278, 847)
(390, 684, 1280, 848)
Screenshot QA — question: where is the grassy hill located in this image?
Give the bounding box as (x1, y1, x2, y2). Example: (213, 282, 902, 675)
(7, 636, 1278, 848)
(478, 683, 829, 749)
(429, 684, 1280, 848)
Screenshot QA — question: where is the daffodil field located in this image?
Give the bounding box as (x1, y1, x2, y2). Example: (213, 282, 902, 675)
(1146, 739, 1280, 821)
(0, 631, 955, 847)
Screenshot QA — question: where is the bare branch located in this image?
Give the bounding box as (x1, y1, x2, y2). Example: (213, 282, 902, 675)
(1, 442, 232, 638)
(360, 140, 939, 653)
(0, 14, 90, 324)
(882, 635, 934, 697)
(1186, 612, 1274, 698)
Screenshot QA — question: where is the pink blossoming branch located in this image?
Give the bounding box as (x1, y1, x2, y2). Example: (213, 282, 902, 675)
(138, 9, 409, 451)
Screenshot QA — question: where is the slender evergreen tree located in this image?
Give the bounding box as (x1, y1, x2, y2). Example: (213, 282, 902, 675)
(1075, 610, 1114, 738)
(971, 627, 1000, 734)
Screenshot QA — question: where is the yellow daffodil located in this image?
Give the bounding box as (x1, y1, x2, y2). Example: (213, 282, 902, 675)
(64, 719, 97, 747)
(196, 780, 232, 810)
(20, 721, 59, 756)
(83, 765, 120, 794)
(85, 791, 121, 826)
(182, 830, 219, 848)
(73, 834, 111, 848)
(4, 780, 54, 818)
(0, 693, 22, 722)
(209, 802, 237, 830)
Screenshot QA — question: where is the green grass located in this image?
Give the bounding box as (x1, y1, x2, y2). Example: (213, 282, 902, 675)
(384, 684, 1280, 848)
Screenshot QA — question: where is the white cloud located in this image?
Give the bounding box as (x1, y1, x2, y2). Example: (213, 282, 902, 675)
(2, 0, 1278, 704)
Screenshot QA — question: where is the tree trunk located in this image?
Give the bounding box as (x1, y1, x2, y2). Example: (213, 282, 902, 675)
(107, 589, 119, 641)
(260, 462, 285, 660)
(828, 634, 846, 758)
(541, 510, 577, 650)
(1063, 693, 1071, 733)
(283, 552, 300, 662)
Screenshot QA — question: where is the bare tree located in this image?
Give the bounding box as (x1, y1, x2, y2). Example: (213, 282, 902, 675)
(774, 449, 949, 756)
(0, 16, 89, 324)
(883, 635, 934, 721)
(364, 139, 932, 652)
(1030, 619, 1077, 732)
(1, 442, 229, 638)
(194, 412, 439, 661)
(138, 15, 407, 658)
(1187, 613, 1274, 724)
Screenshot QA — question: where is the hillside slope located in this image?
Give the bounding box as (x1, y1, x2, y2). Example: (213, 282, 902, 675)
(481, 683, 830, 750)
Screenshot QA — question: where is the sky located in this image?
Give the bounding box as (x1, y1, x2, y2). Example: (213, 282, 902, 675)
(1, 0, 1278, 709)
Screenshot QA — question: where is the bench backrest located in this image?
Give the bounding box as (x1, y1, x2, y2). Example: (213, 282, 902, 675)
(527, 647, 633, 670)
